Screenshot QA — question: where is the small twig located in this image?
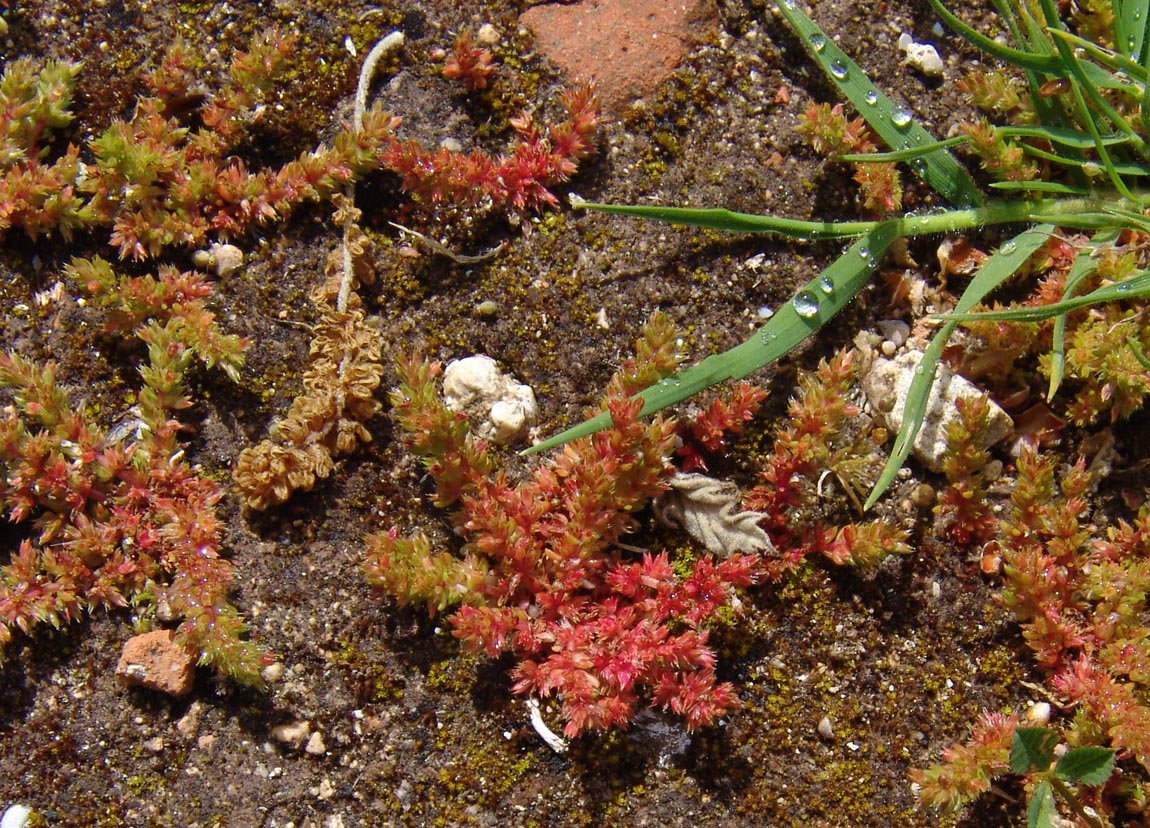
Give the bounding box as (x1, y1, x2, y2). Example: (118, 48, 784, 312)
(388, 221, 505, 264)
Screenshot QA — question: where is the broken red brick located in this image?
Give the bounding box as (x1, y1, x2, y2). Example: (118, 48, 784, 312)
(520, 0, 719, 112)
(115, 630, 197, 696)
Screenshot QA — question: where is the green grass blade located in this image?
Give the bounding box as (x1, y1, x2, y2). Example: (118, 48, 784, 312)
(1039, 0, 1144, 197)
(1028, 210, 1146, 230)
(1017, 145, 1150, 177)
(1075, 49, 1147, 91)
(865, 225, 1054, 509)
(925, 0, 1062, 73)
(989, 181, 1092, 195)
(1047, 230, 1115, 398)
(999, 125, 1136, 149)
(773, 0, 983, 208)
(837, 137, 966, 164)
(524, 221, 902, 456)
(937, 270, 1150, 323)
(1042, 31, 1145, 147)
(570, 197, 879, 239)
(1049, 30, 1149, 83)
(1105, 207, 1150, 233)
(575, 198, 1083, 239)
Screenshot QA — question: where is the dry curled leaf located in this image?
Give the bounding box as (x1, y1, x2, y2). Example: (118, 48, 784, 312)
(653, 473, 774, 556)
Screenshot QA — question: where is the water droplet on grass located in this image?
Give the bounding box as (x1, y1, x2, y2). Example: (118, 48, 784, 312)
(891, 107, 913, 127)
(829, 59, 848, 79)
(858, 245, 870, 259)
(809, 33, 827, 52)
(793, 291, 820, 318)
(1000, 240, 1017, 255)
(864, 90, 879, 105)
(818, 276, 835, 295)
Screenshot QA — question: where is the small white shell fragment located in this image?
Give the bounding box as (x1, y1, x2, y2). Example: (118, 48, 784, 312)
(442, 355, 539, 445)
(817, 715, 835, 740)
(1024, 701, 1052, 726)
(897, 32, 945, 78)
(1, 805, 31, 828)
(862, 350, 1013, 473)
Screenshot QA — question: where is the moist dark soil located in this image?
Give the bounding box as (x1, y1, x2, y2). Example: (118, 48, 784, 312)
(0, 1, 1089, 826)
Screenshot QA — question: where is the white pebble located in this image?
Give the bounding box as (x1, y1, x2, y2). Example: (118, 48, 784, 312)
(476, 23, 500, 45)
(272, 720, 311, 749)
(305, 730, 327, 755)
(897, 32, 945, 78)
(905, 43, 944, 77)
(442, 355, 538, 445)
(862, 350, 1013, 473)
(876, 319, 910, 348)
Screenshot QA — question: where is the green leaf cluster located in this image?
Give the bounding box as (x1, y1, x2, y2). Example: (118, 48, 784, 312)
(1011, 727, 1116, 828)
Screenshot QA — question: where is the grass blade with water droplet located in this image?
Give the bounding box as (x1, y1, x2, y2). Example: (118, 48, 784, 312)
(523, 222, 901, 455)
(1114, 0, 1149, 63)
(774, 0, 983, 208)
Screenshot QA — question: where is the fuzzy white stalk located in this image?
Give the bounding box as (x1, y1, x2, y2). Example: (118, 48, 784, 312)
(353, 31, 404, 132)
(337, 30, 404, 313)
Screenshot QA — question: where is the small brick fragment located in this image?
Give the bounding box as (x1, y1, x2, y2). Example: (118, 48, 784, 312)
(520, 0, 719, 112)
(115, 630, 197, 696)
